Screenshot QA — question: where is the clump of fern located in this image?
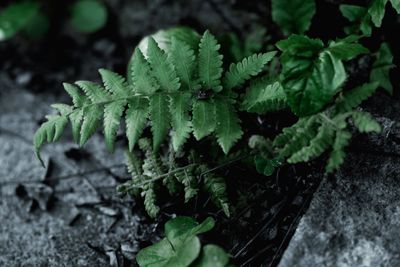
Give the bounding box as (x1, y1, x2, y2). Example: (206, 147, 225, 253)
(33, 30, 276, 165)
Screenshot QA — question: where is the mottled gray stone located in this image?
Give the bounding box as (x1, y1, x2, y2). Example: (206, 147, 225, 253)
(279, 117, 400, 267)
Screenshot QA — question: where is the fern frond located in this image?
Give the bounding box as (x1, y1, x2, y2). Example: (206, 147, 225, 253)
(80, 105, 103, 146)
(76, 81, 110, 103)
(63, 83, 86, 108)
(175, 168, 199, 203)
(241, 79, 287, 114)
(126, 98, 149, 151)
(351, 111, 381, 133)
(170, 93, 192, 151)
(198, 30, 223, 92)
(273, 118, 309, 148)
(147, 37, 181, 93)
(335, 82, 379, 113)
(150, 93, 170, 151)
(279, 116, 318, 158)
(326, 130, 352, 173)
(192, 99, 216, 140)
(34, 115, 68, 165)
(99, 68, 130, 97)
(223, 51, 277, 90)
(214, 98, 243, 154)
(169, 37, 199, 91)
(287, 123, 335, 163)
(124, 150, 143, 196)
(143, 182, 160, 218)
(130, 47, 159, 94)
(103, 100, 126, 151)
(202, 169, 230, 217)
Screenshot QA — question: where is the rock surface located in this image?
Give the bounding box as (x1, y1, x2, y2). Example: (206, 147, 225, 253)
(278, 96, 400, 267)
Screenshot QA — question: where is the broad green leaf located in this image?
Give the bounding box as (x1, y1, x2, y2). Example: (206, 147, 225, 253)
(223, 51, 277, 90)
(215, 98, 243, 154)
(170, 93, 192, 151)
(99, 69, 130, 97)
(278, 36, 346, 116)
(169, 38, 198, 91)
(165, 217, 215, 243)
(80, 105, 103, 146)
(192, 245, 231, 267)
(126, 98, 149, 151)
(271, 0, 316, 35)
(147, 37, 181, 93)
(192, 100, 216, 140)
(150, 93, 170, 151)
(0, 2, 39, 41)
(370, 43, 395, 94)
(103, 100, 126, 151)
(130, 48, 159, 94)
(339, 5, 372, 35)
(198, 30, 223, 92)
(70, 0, 107, 33)
(241, 78, 287, 114)
(136, 236, 201, 267)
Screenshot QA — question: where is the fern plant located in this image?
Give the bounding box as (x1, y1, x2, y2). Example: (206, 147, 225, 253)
(118, 138, 230, 218)
(34, 30, 276, 165)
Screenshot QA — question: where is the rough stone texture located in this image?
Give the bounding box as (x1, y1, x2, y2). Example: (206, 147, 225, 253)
(278, 97, 400, 267)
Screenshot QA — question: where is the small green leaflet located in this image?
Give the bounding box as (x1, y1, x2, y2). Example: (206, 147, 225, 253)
(126, 98, 148, 151)
(150, 93, 170, 151)
(351, 111, 382, 133)
(130, 48, 159, 94)
(327, 36, 369, 61)
(170, 93, 192, 151)
(198, 30, 223, 92)
(370, 43, 395, 94)
(271, 0, 316, 35)
(192, 100, 216, 140)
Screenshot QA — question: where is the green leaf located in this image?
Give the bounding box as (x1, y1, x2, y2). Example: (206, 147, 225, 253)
(278, 36, 346, 116)
(165, 217, 215, 242)
(0, 2, 39, 41)
(69, 109, 84, 143)
(99, 69, 130, 97)
(150, 93, 170, 151)
(352, 112, 381, 133)
(215, 98, 243, 154)
(368, 0, 387, 27)
(326, 130, 352, 173)
(391, 0, 400, 13)
(339, 5, 372, 35)
(198, 30, 223, 92)
(192, 245, 231, 267)
(130, 48, 160, 94)
(34, 115, 68, 166)
(136, 235, 201, 267)
(76, 80, 110, 103)
(63, 83, 86, 108)
(147, 37, 181, 93)
(192, 100, 216, 140)
(327, 36, 369, 61)
(70, 0, 107, 33)
(169, 37, 199, 91)
(335, 82, 379, 113)
(241, 78, 287, 114)
(203, 172, 230, 217)
(80, 105, 103, 146)
(223, 51, 276, 90)
(126, 98, 149, 151)
(103, 100, 126, 151)
(370, 43, 395, 94)
(170, 93, 192, 151)
(254, 156, 280, 176)
(271, 0, 316, 35)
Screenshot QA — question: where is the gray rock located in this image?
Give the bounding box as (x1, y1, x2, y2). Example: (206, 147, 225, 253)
(279, 131, 400, 267)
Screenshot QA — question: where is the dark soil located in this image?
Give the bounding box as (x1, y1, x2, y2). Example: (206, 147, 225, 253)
(0, 1, 399, 267)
